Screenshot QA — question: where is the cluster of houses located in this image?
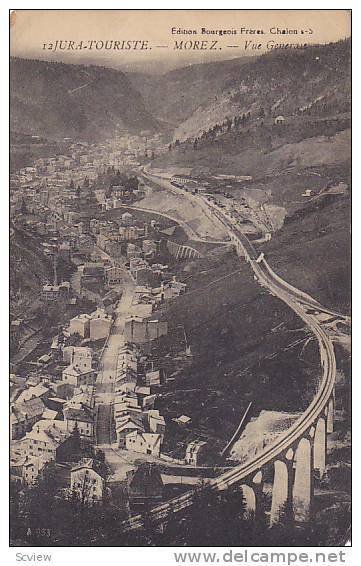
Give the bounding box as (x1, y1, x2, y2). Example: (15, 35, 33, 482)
(88, 213, 150, 258)
(10, 133, 215, 509)
(10, 129, 167, 296)
(112, 342, 166, 458)
(10, 262, 176, 493)
(121, 276, 186, 346)
(10, 309, 207, 509)
(11, 324, 104, 497)
(10, 333, 170, 507)
(10, 343, 99, 441)
(68, 308, 113, 342)
(10, 382, 93, 486)
(11, 130, 164, 197)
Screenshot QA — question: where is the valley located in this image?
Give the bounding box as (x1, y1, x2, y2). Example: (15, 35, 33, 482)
(10, 36, 351, 547)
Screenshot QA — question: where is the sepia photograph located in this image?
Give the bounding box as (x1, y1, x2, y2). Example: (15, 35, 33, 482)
(9, 8, 351, 549)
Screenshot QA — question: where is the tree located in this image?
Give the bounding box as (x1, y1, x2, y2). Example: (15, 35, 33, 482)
(141, 505, 161, 545)
(216, 486, 248, 545)
(162, 504, 181, 544)
(124, 176, 139, 192)
(178, 481, 221, 545)
(75, 470, 93, 508)
(64, 331, 82, 347)
(20, 199, 28, 215)
(155, 483, 271, 547)
(95, 449, 106, 463)
(10, 480, 24, 541)
(21, 461, 59, 543)
(70, 421, 81, 458)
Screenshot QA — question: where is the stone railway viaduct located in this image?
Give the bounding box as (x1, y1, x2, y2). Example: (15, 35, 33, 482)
(166, 239, 203, 260)
(120, 171, 347, 531)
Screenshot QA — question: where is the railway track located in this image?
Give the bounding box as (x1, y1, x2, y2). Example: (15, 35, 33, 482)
(119, 171, 340, 531)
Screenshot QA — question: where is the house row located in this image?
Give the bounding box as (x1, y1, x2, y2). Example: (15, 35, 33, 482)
(114, 395, 165, 457)
(124, 316, 168, 344)
(42, 281, 71, 303)
(69, 308, 112, 340)
(112, 344, 166, 457)
(11, 382, 97, 486)
(10, 397, 48, 440)
(63, 388, 96, 438)
(22, 420, 75, 464)
(11, 374, 96, 442)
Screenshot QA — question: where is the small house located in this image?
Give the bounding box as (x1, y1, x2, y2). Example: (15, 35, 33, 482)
(128, 462, 163, 506)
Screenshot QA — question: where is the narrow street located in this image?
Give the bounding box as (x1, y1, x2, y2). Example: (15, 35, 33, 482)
(96, 404, 116, 445)
(95, 271, 135, 446)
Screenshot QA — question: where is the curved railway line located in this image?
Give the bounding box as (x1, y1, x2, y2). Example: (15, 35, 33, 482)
(117, 170, 346, 530)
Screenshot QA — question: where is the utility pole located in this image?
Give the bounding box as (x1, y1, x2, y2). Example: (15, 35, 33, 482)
(178, 324, 191, 356)
(53, 253, 58, 286)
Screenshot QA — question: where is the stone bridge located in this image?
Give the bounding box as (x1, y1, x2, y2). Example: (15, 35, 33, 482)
(121, 174, 343, 532)
(167, 239, 203, 260)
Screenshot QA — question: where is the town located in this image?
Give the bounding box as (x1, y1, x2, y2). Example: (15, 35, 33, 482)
(9, 23, 351, 547)
(9, 115, 351, 545)
(10, 130, 226, 529)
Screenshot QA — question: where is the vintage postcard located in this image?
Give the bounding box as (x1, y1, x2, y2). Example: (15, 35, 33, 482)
(9, 9, 351, 549)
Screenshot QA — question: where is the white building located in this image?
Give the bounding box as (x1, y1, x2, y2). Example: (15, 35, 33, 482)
(89, 309, 112, 341)
(105, 266, 124, 286)
(69, 314, 91, 338)
(115, 416, 144, 448)
(70, 459, 106, 503)
(63, 402, 95, 438)
(145, 369, 162, 387)
(185, 440, 207, 466)
(147, 410, 166, 436)
(11, 455, 47, 486)
(62, 346, 93, 368)
(62, 365, 95, 388)
(24, 420, 70, 463)
(125, 431, 162, 457)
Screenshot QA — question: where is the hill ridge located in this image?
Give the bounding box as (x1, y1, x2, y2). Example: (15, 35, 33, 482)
(10, 57, 161, 141)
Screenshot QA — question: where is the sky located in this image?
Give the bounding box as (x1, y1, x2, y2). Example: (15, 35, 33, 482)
(10, 9, 351, 73)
